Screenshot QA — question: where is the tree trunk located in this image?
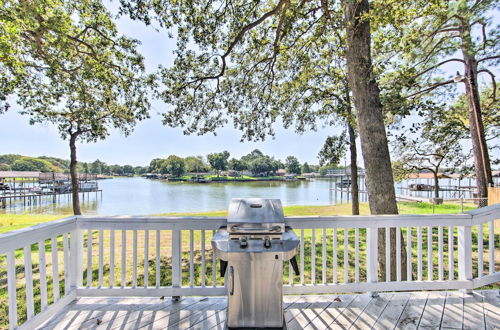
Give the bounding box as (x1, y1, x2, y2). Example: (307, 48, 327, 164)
(433, 171, 439, 199)
(345, 85, 360, 215)
(459, 24, 493, 202)
(343, 0, 406, 281)
(348, 123, 359, 215)
(69, 133, 82, 215)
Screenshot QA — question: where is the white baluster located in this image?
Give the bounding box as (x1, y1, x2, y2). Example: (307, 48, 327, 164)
(7, 251, 17, 330)
(24, 245, 34, 320)
(489, 220, 495, 275)
(98, 230, 103, 287)
(132, 230, 137, 288)
(38, 241, 48, 310)
(438, 226, 443, 280)
(144, 230, 149, 288)
(109, 230, 115, 288)
(156, 230, 161, 288)
(385, 227, 390, 282)
(417, 227, 422, 281)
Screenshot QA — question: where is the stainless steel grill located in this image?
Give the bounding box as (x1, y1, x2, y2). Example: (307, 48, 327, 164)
(212, 198, 300, 328)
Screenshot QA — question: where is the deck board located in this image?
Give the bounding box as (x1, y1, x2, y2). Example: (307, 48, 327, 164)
(331, 293, 373, 328)
(418, 291, 447, 329)
(350, 293, 393, 330)
(441, 291, 463, 329)
(483, 290, 500, 330)
(372, 293, 411, 330)
(304, 294, 357, 330)
(36, 290, 500, 330)
(463, 292, 485, 330)
(396, 291, 429, 330)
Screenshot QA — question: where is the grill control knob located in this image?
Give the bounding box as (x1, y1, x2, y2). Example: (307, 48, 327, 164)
(264, 238, 271, 249)
(240, 237, 248, 248)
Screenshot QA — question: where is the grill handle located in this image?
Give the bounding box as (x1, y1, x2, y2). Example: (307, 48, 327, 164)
(229, 266, 234, 296)
(220, 260, 228, 277)
(290, 256, 300, 276)
(231, 225, 282, 233)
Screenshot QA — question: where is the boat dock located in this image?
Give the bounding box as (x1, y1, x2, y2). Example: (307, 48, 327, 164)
(0, 171, 102, 210)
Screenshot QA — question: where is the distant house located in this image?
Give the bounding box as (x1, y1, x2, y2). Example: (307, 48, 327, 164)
(276, 169, 286, 176)
(302, 172, 317, 178)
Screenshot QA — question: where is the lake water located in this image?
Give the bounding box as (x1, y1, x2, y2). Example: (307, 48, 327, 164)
(9, 177, 350, 215)
(5, 175, 484, 215)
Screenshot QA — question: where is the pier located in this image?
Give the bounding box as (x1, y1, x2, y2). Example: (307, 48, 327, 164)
(0, 171, 102, 210)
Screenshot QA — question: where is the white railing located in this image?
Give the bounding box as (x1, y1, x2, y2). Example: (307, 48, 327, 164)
(1, 204, 498, 329)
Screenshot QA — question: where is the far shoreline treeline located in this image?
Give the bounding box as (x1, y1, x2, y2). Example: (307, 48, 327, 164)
(0, 150, 348, 178)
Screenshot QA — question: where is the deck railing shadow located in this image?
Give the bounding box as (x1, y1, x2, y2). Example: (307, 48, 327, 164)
(0, 204, 499, 329)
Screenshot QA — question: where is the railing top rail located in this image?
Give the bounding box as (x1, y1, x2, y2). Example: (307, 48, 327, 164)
(76, 215, 227, 230)
(75, 213, 479, 229)
(465, 202, 500, 215)
(285, 213, 473, 228)
(466, 203, 500, 224)
(0, 216, 76, 254)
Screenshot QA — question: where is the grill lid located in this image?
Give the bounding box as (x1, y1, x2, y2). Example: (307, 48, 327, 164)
(227, 198, 284, 224)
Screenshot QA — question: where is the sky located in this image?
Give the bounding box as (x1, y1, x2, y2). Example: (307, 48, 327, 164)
(0, 4, 497, 167)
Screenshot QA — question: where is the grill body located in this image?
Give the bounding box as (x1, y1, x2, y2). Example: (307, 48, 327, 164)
(212, 198, 299, 328)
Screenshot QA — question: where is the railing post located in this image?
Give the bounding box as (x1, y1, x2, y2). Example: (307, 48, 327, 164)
(70, 224, 83, 290)
(458, 224, 473, 294)
(367, 227, 378, 297)
(172, 229, 182, 301)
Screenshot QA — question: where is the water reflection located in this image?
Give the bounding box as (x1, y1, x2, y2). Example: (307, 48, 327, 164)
(2, 177, 340, 216)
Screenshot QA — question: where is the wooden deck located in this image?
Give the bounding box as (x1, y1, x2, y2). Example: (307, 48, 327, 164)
(38, 290, 500, 329)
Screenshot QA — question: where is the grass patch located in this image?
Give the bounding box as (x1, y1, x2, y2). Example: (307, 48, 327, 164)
(0, 214, 68, 234)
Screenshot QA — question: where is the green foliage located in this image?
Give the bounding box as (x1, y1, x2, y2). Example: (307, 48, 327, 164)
(318, 133, 347, 167)
(118, 0, 353, 141)
(0, 163, 10, 171)
(248, 157, 276, 176)
(134, 166, 148, 175)
(11, 157, 56, 172)
(449, 84, 500, 163)
(392, 102, 468, 190)
(228, 158, 247, 172)
(285, 156, 301, 175)
(184, 156, 209, 173)
(164, 155, 186, 177)
(239, 150, 281, 176)
(372, 0, 499, 116)
(0, 154, 23, 165)
(109, 165, 124, 175)
(302, 162, 312, 173)
(207, 151, 230, 175)
(38, 156, 70, 171)
(0, 0, 151, 145)
(149, 158, 164, 173)
(122, 165, 134, 175)
(90, 159, 108, 175)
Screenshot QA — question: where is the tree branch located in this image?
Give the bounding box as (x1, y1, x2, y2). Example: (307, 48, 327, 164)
(413, 58, 465, 79)
(477, 69, 497, 101)
(185, 0, 289, 86)
(477, 55, 500, 63)
(406, 79, 456, 98)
